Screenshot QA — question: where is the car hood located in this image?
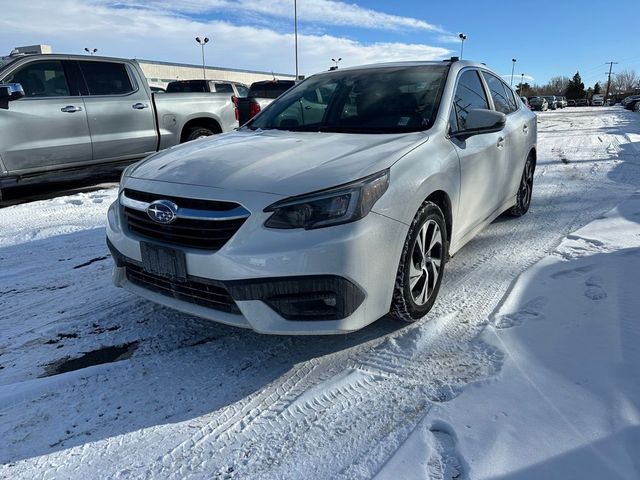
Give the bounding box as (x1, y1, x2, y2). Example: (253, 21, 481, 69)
(128, 129, 428, 196)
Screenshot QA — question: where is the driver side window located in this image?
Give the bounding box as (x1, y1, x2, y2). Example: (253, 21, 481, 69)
(4, 60, 70, 98)
(451, 70, 489, 132)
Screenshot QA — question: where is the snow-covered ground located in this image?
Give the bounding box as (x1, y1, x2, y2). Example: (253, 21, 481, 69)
(1, 106, 639, 479)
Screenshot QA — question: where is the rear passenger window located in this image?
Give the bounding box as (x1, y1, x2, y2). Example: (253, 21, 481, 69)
(213, 83, 233, 93)
(452, 70, 489, 131)
(483, 73, 516, 114)
(79, 61, 134, 95)
(236, 84, 249, 97)
(4, 60, 70, 97)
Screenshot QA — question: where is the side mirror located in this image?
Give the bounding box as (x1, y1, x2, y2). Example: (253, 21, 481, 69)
(0, 83, 25, 109)
(451, 108, 506, 138)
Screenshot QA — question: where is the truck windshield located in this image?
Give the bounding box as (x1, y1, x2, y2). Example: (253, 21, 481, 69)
(247, 65, 449, 134)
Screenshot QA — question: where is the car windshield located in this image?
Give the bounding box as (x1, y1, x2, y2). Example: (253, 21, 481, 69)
(247, 65, 449, 134)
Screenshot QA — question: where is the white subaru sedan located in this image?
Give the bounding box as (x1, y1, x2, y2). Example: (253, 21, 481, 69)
(106, 59, 537, 334)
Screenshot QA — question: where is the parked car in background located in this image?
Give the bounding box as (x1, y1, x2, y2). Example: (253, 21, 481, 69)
(235, 79, 295, 125)
(576, 98, 589, 106)
(529, 96, 548, 111)
(166, 79, 248, 97)
(520, 96, 532, 109)
(0, 54, 239, 199)
(622, 95, 640, 107)
(555, 96, 568, 108)
(591, 94, 604, 106)
(567, 99, 576, 106)
(107, 59, 537, 334)
(626, 98, 640, 112)
(543, 96, 558, 110)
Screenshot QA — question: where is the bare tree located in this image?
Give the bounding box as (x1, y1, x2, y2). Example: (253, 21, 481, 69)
(611, 70, 639, 94)
(547, 76, 570, 95)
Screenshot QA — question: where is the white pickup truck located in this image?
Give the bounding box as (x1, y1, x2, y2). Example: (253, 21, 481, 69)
(0, 53, 239, 199)
(591, 94, 604, 106)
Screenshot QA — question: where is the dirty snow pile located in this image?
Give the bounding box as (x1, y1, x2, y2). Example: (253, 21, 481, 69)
(0, 189, 117, 248)
(383, 194, 640, 480)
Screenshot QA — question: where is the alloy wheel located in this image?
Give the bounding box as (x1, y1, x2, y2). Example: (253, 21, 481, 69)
(409, 220, 443, 306)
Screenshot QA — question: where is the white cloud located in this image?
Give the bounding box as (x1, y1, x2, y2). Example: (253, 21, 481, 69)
(436, 34, 463, 44)
(0, 0, 452, 76)
(104, 0, 445, 32)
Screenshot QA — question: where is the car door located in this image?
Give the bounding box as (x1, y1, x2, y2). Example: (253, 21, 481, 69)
(481, 72, 521, 206)
(0, 59, 92, 173)
(78, 60, 157, 162)
(448, 69, 507, 239)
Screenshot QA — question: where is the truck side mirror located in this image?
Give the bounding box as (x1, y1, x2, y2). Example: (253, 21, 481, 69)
(0, 83, 25, 109)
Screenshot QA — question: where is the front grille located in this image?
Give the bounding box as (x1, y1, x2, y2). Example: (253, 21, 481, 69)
(122, 189, 248, 250)
(125, 264, 240, 314)
(124, 189, 237, 212)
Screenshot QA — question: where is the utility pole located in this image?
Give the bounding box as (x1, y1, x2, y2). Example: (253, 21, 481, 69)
(604, 61, 618, 104)
(510, 58, 517, 87)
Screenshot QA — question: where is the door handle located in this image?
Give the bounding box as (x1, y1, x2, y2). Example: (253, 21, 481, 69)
(132, 103, 149, 110)
(61, 105, 82, 113)
(497, 137, 505, 148)
(523, 125, 529, 134)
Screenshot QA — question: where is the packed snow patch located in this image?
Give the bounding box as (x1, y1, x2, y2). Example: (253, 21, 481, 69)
(415, 193, 640, 480)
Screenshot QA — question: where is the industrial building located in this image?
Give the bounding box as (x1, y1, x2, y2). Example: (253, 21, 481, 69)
(6, 45, 295, 88)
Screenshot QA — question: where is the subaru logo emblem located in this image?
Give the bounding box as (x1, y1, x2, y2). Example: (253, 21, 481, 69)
(146, 200, 178, 224)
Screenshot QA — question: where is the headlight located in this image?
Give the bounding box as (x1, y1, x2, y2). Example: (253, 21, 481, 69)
(264, 170, 390, 230)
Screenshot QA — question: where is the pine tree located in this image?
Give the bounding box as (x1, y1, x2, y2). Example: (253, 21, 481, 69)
(565, 72, 586, 100)
(593, 82, 601, 94)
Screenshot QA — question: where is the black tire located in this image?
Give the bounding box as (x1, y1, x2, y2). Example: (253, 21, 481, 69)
(184, 127, 215, 142)
(508, 153, 535, 217)
(390, 201, 448, 322)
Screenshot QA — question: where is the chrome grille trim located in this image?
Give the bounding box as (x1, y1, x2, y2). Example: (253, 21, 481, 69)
(119, 191, 251, 221)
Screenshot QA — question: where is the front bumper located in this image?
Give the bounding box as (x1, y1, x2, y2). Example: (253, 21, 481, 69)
(106, 178, 408, 334)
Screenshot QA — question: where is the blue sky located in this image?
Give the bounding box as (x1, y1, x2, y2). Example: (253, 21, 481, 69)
(1, 0, 638, 85)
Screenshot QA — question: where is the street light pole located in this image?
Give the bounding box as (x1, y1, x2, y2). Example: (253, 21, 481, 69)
(458, 33, 466, 59)
(294, 0, 299, 80)
(195, 37, 210, 80)
(331, 57, 342, 69)
(510, 58, 517, 87)
(520, 73, 525, 96)
(84, 48, 97, 56)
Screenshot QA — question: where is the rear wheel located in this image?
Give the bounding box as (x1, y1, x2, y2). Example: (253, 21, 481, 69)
(634, 102, 640, 112)
(390, 202, 447, 322)
(184, 126, 215, 142)
(508, 153, 535, 217)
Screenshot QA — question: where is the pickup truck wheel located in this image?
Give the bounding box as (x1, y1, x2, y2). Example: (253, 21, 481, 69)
(185, 127, 215, 142)
(390, 201, 447, 323)
(508, 153, 535, 217)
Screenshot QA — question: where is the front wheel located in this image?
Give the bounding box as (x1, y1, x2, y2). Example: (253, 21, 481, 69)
(508, 153, 535, 217)
(390, 202, 447, 322)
